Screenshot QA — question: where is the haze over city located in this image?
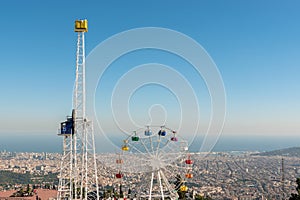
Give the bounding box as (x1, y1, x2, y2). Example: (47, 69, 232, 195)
(0, 1, 299, 152)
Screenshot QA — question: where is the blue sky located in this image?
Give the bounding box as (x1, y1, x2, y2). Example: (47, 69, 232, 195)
(0, 0, 300, 151)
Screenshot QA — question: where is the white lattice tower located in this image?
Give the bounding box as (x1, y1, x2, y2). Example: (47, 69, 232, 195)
(57, 19, 99, 200)
(57, 133, 73, 199)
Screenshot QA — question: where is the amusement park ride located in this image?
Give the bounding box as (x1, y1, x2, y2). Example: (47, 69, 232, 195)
(117, 126, 193, 200)
(56, 19, 193, 200)
(57, 19, 99, 200)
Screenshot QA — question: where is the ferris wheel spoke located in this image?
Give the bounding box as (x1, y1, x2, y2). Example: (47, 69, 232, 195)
(127, 142, 145, 154)
(160, 154, 181, 163)
(122, 155, 149, 167)
(155, 137, 163, 157)
(158, 143, 180, 158)
(149, 136, 154, 152)
(161, 143, 182, 158)
(160, 139, 170, 149)
(126, 163, 151, 173)
(158, 151, 185, 168)
(160, 168, 181, 195)
(160, 143, 181, 159)
(127, 143, 150, 161)
(127, 156, 150, 166)
(160, 169, 177, 191)
(164, 162, 187, 170)
(140, 139, 154, 157)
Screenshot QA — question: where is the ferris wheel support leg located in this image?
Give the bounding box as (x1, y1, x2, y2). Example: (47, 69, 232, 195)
(149, 172, 154, 200)
(158, 171, 164, 200)
(160, 168, 179, 200)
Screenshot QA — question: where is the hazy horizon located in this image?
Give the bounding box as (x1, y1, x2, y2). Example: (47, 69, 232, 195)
(0, 132, 299, 153)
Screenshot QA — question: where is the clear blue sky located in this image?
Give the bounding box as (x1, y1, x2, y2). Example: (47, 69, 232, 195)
(0, 0, 299, 148)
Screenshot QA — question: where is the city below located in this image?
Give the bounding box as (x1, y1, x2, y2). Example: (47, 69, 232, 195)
(1, 1, 299, 200)
(0, 147, 300, 200)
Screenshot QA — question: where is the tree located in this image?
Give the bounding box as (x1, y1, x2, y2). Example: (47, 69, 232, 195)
(289, 178, 300, 200)
(195, 194, 212, 200)
(175, 174, 186, 199)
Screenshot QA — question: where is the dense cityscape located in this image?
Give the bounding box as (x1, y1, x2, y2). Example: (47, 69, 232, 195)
(1, 149, 300, 200)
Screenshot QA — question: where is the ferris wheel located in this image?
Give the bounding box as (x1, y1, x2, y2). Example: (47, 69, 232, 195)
(113, 125, 193, 200)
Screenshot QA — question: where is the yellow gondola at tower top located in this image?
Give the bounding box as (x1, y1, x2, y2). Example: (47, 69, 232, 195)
(75, 19, 88, 32)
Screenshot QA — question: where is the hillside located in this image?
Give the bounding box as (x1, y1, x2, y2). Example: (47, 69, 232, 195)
(252, 147, 300, 157)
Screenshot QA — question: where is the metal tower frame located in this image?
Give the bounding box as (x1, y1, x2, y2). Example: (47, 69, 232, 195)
(57, 19, 99, 200)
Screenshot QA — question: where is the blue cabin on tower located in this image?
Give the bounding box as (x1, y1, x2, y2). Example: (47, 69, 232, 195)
(59, 109, 75, 135)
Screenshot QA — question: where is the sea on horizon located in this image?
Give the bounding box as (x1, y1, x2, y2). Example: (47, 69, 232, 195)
(0, 132, 299, 153)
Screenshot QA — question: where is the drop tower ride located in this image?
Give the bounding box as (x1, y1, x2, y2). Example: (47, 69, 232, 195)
(57, 19, 99, 200)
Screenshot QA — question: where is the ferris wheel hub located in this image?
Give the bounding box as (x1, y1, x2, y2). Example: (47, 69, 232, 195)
(149, 155, 165, 170)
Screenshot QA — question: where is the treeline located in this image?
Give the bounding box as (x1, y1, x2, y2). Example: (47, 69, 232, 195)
(0, 171, 32, 184)
(0, 171, 58, 185)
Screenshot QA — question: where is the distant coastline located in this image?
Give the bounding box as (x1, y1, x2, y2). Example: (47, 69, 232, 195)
(0, 132, 299, 153)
